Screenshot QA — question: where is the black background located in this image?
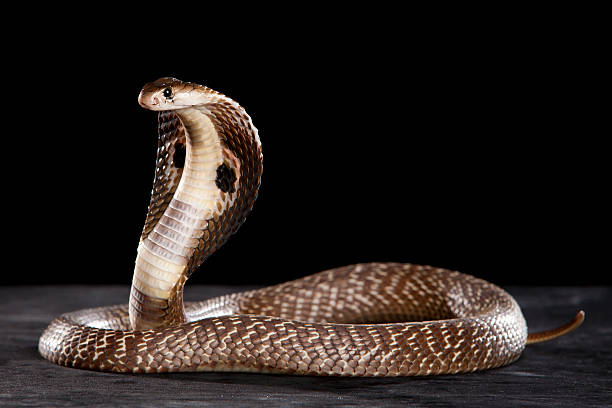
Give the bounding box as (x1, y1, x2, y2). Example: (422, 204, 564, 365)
(4, 8, 606, 287)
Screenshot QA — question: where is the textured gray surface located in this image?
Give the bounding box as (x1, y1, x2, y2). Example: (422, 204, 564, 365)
(1, 285, 610, 407)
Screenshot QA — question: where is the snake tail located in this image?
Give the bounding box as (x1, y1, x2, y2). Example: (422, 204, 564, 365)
(526, 310, 585, 345)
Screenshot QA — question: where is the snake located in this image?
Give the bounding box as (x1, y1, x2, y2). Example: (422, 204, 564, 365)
(38, 78, 584, 376)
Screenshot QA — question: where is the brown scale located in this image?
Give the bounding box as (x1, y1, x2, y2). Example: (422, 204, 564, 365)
(141, 111, 186, 240)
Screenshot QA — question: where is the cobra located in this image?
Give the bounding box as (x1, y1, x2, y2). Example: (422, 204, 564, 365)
(38, 78, 584, 376)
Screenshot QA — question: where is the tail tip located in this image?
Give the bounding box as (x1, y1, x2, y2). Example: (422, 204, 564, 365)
(526, 309, 585, 345)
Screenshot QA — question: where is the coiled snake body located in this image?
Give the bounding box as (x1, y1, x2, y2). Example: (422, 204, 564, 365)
(39, 78, 583, 376)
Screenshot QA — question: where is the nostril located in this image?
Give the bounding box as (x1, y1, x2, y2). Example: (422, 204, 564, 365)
(153, 97, 159, 105)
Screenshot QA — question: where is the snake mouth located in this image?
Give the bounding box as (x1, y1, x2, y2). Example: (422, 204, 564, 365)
(138, 90, 163, 110)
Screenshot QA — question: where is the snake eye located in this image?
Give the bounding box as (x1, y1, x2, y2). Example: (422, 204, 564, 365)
(163, 88, 173, 99)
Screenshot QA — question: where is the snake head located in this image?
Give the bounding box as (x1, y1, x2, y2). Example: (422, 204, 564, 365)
(138, 77, 213, 111)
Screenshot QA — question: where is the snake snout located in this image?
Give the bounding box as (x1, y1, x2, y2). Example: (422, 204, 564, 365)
(138, 91, 160, 110)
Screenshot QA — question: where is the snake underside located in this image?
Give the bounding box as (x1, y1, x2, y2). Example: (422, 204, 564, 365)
(38, 78, 582, 376)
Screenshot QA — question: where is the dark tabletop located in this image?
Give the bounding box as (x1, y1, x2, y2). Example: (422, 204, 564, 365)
(1, 285, 610, 407)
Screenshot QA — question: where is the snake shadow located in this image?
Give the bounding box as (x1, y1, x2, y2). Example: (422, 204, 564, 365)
(144, 370, 456, 394)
